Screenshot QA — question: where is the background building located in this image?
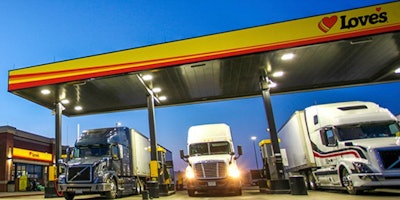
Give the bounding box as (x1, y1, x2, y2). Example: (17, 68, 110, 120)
(0, 126, 56, 192)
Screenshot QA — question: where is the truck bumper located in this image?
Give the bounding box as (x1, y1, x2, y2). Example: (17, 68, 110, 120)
(58, 183, 111, 194)
(186, 177, 241, 193)
(350, 173, 400, 189)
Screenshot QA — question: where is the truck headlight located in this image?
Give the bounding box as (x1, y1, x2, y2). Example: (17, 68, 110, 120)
(228, 165, 240, 178)
(185, 166, 195, 179)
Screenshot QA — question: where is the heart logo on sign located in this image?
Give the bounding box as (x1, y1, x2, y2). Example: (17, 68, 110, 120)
(376, 7, 381, 12)
(318, 15, 338, 33)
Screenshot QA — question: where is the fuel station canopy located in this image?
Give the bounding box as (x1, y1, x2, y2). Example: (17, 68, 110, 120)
(8, 2, 400, 116)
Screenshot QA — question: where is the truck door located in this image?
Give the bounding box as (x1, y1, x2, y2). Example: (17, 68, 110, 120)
(111, 144, 122, 175)
(319, 128, 339, 167)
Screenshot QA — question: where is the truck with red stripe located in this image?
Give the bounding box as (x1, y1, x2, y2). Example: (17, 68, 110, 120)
(278, 101, 400, 194)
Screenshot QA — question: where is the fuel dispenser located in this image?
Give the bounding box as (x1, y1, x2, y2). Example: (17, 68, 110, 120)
(259, 139, 290, 194)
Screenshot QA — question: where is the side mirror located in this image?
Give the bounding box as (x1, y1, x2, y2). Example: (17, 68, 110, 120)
(66, 147, 74, 161)
(111, 145, 120, 160)
(237, 145, 243, 156)
(233, 146, 243, 161)
(180, 149, 189, 163)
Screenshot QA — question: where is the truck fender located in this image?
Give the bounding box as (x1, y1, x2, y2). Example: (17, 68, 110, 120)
(104, 172, 119, 188)
(337, 159, 354, 175)
(337, 157, 366, 174)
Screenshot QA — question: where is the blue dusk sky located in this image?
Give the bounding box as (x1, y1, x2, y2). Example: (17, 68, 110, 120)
(0, 0, 399, 171)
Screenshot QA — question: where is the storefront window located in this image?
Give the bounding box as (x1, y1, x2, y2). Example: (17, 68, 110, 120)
(15, 164, 43, 179)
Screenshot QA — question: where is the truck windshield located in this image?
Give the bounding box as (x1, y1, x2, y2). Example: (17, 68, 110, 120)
(189, 142, 231, 156)
(336, 121, 400, 141)
(74, 145, 109, 158)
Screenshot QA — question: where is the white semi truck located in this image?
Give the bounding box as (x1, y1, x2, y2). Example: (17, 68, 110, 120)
(58, 126, 174, 200)
(278, 101, 400, 194)
(180, 123, 243, 196)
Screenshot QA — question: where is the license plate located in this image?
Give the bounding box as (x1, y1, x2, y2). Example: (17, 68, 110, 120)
(207, 181, 216, 186)
(75, 189, 83, 194)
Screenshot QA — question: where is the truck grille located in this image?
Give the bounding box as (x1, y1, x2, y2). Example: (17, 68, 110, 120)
(67, 165, 92, 182)
(194, 161, 226, 178)
(378, 149, 400, 170)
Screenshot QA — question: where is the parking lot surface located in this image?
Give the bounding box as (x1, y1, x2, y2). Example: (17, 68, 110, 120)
(1, 187, 399, 200)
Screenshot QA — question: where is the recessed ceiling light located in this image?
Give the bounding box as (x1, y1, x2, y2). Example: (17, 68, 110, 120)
(142, 74, 153, 81)
(159, 96, 167, 101)
(281, 53, 294, 61)
(269, 81, 277, 88)
(74, 106, 83, 111)
(41, 89, 51, 95)
(61, 99, 70, 104)
(272, 71, 284, 77)
(152, 87, 162, 93)
(395, 67, 400, 74)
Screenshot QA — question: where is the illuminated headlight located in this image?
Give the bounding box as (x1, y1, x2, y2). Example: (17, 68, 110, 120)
(228, 165, 240, 178)
(353, 162, 373, 173)
(185, 166, 195, 179)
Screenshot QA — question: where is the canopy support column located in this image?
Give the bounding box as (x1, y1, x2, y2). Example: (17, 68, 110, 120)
(259, 76, 290, 193)
(55, 102, 63, 177)
(147, 92, 160, 198)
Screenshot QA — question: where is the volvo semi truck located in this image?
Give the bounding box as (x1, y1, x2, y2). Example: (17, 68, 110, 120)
(180, 123, 243, 196)
(57, 126, 174, 200)
(278, 101, 400, 194)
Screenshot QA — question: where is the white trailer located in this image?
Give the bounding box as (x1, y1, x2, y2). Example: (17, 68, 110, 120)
(130, 129, 151, 178)
(278, 101, 400, 194)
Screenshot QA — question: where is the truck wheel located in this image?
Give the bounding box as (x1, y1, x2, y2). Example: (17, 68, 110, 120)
(63, 192, 75, 200)
(188, 189, 195, 197)
(341, 168, 361, 195)
(134, 178, 142, 195)
(105, 178, 118, 199)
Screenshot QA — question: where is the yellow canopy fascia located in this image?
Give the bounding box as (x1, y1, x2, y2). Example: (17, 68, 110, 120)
(8, 2, 400, 91)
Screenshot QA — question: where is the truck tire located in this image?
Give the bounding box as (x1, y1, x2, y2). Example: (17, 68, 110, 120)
(105, 178, 118, 199)
(187, 189, 195, 197)
(341, 168, 362, 195)
(63, 192, 75, 200)
(134, 178, 142, 195)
